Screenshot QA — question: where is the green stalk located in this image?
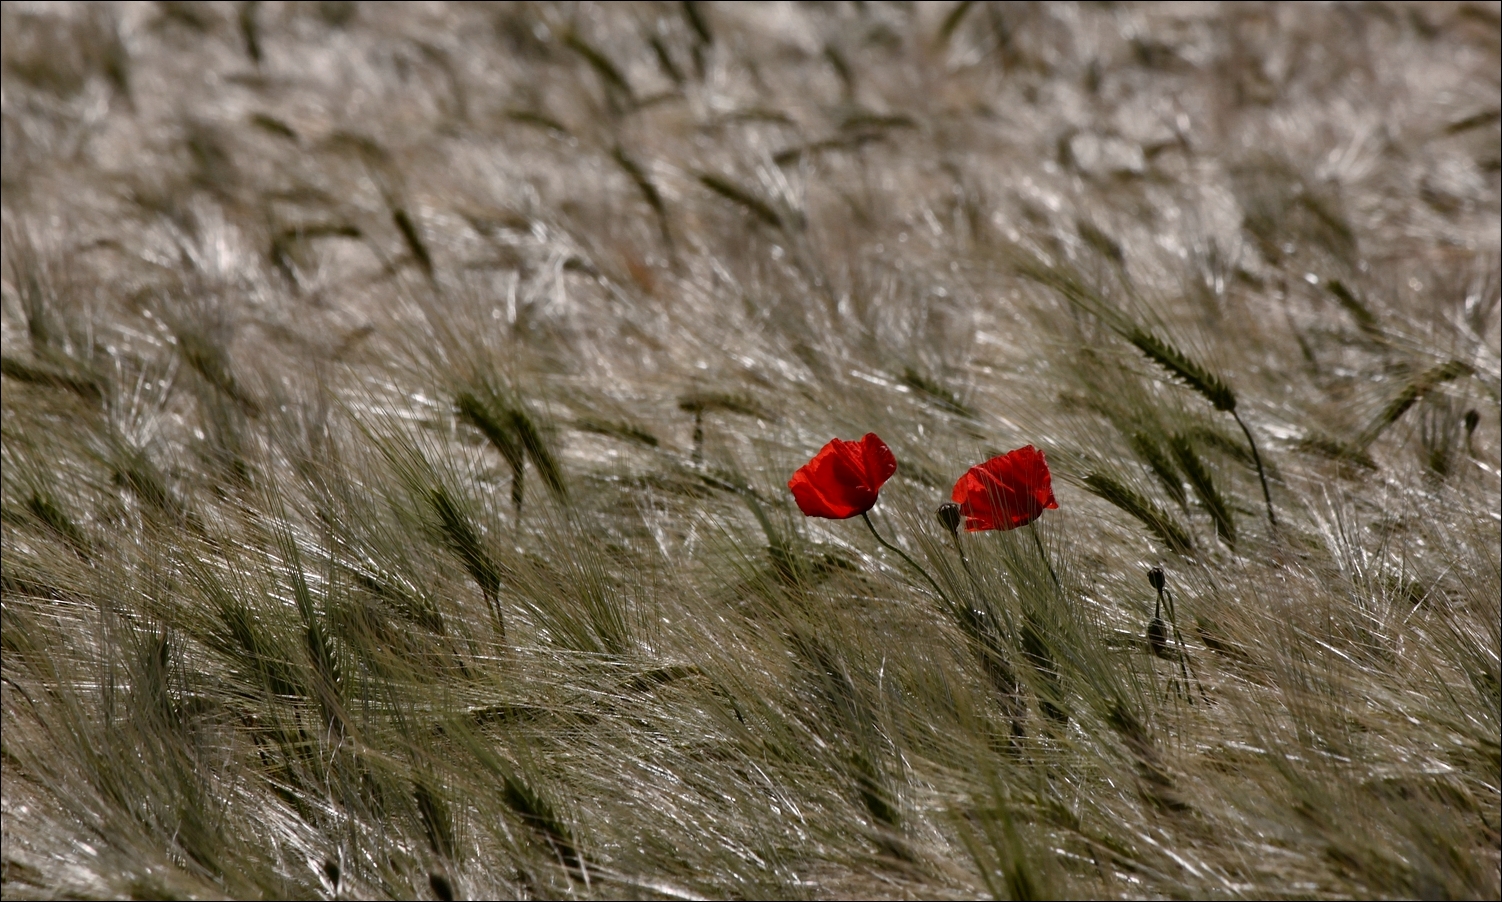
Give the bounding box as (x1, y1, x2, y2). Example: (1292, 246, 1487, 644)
(861, 512, 951, 608)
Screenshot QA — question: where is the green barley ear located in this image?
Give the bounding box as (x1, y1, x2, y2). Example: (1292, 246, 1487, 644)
(1358, 359, 1474, 449)
(611, 145, 671, 246)
(1127, 328, 1236, 412)
(1105, 702, 1189, 812)
(457, 390, 566, 508)
(682, 0, 714, 46)
(1021, 615, 1069, 724)
(175, 327, 262, 417)
(899, 367, 976, 417)
(1127, 329, 1277, 525)
(391, 207, 433, 277)
(504, 109, 570, 136)
(414, 777, 455, 860)
(563, 29, 634, 104)
(697, 173, 786, 230)
(679, 391, 772, 464)
(937, 0, 976, 48)
(1170, 435, 1236, 548)
(1077, 218, 1125, 266)
(457, 390, 526, 508)
(649, 34, 685, 85)
(271, 518, 344, 704)
(1325, 279, 1382, 338)
(507, 407, 566, 500)
(429, 486, 504, 631)
(676, 391, 771, 420)
(575, 417, 658, 447)
(1, 354, 106, 403)
(1021, 258, 1274, 524)
(109, 440, 192, 526)
(456, 727, 585, 878)
(25, 491, 92, 560)
(456, 391, 522, 467)
(1083, 473, 1194, 555)
(1126, 430, 1187, 508)
(1295, 434, 1377, 470)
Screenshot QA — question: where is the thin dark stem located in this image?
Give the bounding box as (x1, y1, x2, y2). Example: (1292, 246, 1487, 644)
(1029, 524, 1061, 590)
(691, 409, 704, 465)
(1162, 588, 1190, 687)
(1163, 588, 1206, 702)
(948, 531, 976, 583)
(485, 590, 505, 642)
(861, 512, 951, 607)
(1232, 409, 1276, 528)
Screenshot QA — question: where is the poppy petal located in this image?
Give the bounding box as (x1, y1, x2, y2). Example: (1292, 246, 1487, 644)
(951, 445, 1057, 531)
(788, 433, 896, 519)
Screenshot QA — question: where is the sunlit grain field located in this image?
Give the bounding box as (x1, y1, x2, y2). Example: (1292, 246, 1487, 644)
(2, 3, 1499, 899)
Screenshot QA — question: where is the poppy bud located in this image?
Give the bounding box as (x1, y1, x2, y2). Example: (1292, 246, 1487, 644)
(1148, 566, 1166, 593)
(1147, 617, 1169, 658)
(936, 501, 962, 534)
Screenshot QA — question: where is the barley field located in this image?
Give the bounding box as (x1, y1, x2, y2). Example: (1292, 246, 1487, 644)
(2, 2, 1499, 899)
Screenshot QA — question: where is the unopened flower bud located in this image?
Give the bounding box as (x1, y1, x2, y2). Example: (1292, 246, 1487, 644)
(937, 501, 962, 534)
(1148, 566, 1166, 593)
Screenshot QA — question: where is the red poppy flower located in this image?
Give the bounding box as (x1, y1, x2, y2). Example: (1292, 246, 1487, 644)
(952, 445, 1058, 531)
(788, 433, 898, 519)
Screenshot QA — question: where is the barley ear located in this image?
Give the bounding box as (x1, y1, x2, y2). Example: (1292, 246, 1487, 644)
(1083, 472, 1194, 555)
(1128, 329, 1276, 525)
(698, 173, 785, 230)
(1170, 435, 1236, 549)
(1358, 359, 1474, 449)
(1127, 328, 1236, 412)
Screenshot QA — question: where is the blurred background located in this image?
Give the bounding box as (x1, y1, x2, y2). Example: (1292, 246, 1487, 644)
(2, 3, 1498, 899)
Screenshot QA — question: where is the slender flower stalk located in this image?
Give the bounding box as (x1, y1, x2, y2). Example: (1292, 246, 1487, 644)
(861, 512, 952, 608)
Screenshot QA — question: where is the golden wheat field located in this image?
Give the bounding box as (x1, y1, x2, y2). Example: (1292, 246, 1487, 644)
(2, 2, 1499, 899)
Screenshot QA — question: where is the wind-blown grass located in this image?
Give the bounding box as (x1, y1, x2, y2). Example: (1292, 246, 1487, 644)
(2, 3, 1499, 900)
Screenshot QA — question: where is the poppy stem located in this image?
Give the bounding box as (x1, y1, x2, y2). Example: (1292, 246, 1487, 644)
(861, 512, 952, 607)
(1162, 586, 1206, 703)
(1029, 524, 1061, 591)
(948, 531, 978, 582)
